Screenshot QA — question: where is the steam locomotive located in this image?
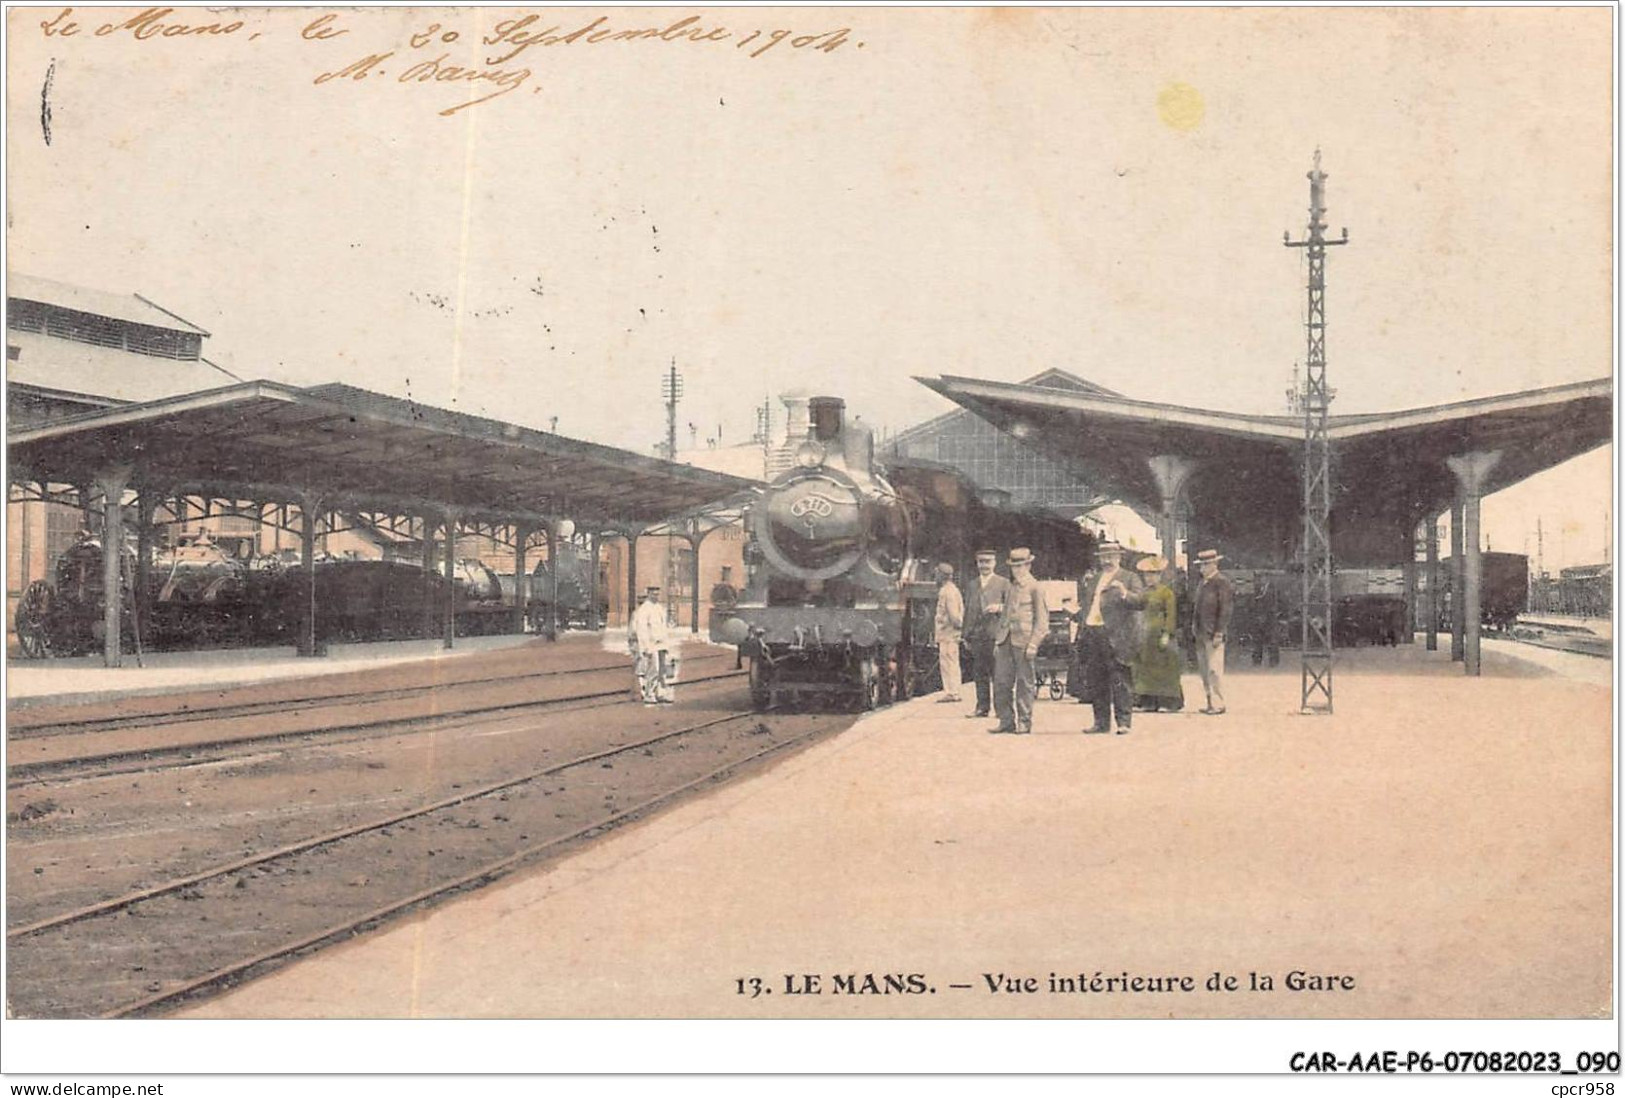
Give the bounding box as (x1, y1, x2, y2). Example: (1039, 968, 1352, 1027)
(715, 396, 1092, 710)
(528, 540, 609, 633)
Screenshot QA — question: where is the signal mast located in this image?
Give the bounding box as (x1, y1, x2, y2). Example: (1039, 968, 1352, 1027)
(661, 359, 684, 623)
(1283, 150, 1349, 714)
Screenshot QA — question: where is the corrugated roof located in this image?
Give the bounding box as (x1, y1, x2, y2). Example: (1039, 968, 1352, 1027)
(6, 272, 211, 335)
(5, 329, 239, 405)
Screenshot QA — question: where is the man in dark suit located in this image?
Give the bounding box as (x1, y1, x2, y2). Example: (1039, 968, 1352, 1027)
(991, 547, 1048, 734)
(960, 548, 1011, 719)
(1074, 539, 1145, 734)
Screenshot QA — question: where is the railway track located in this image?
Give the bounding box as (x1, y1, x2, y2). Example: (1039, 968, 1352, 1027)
(9, 650, 734, 737)
(8, 660, 745, 784)
(7, 696, 850, 1019)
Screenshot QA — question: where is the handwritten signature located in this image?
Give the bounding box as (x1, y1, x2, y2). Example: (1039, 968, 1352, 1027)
(315, 48, 532, 117)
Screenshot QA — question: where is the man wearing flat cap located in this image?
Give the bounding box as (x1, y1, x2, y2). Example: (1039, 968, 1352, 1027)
(991, 547, 1048, 734)
(933, 562, 965, 703)
(1074, 539, 1145, 734)
(961, 549, 1011, 719)
(1193, 549, 1233, 715)
(630, 585, 678, 705)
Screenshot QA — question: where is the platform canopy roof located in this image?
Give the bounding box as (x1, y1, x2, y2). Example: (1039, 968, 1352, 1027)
(7, 380, 758, 526)
(915, 373, 1613, 565)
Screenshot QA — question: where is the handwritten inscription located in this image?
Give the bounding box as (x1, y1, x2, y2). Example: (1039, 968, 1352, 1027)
(42, 7, 245, 40)
(37, 8, 866, 118)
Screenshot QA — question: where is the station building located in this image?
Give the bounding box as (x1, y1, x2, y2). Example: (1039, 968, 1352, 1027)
(885, 368, 1112, 517)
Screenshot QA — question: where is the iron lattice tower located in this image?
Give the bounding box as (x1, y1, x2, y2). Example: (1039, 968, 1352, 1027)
(1283, 150, 1348, 714)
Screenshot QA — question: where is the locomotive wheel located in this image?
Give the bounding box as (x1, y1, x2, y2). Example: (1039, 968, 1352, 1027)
(15, 581, 54, 659)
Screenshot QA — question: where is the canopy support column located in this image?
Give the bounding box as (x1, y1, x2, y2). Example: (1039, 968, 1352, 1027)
(1401, 524, 1417, 645)
(134, 490, 157, 654)
(297, 493, 327, 657)
(1424, 514, 1440, 652)
(1148, 454, 1195, 566)
(623, 525, 647, 630)
(689, 533, 703, 635)
(1447, 451, 1503, 676)
(587, 533, 602, 631)
(96, 465, 132, 668)
(1450, 503, 1465, 662)
(512, 524, 531, 634)
(421, 512, 438, 640)
(442, 508, 461, 650)
(539, 526, 558, 641)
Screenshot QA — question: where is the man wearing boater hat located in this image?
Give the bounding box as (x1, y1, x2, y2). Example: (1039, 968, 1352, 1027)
(961, 548, 1011, 719)
(1074, 538, 1144, 734)
(990, 547, 1048, 734)
(629, 585, 678, 705)
(1192, 548, 1234, 715)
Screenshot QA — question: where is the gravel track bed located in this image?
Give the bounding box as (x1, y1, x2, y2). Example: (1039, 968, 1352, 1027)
(8, 681, 854, 1018)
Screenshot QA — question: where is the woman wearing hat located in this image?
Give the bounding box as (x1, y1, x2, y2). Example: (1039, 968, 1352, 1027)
(1131, 556, 1184, 712)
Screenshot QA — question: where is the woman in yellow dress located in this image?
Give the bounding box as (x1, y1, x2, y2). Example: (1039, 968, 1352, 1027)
(1132, 556, 1184, 712)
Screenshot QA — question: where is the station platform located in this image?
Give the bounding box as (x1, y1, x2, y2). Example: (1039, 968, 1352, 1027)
(5, 632, 555, 710)
(178, 638, 1612, 1020)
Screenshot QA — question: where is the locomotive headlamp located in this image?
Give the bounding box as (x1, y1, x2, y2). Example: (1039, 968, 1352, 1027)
(795, 440, 826, 469)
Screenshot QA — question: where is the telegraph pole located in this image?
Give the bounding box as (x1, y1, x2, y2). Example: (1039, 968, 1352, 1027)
(1284, 150, 1349, 714)
(661, 360, 684, 623)
(753, 396, 773, 479)
(1536, 515, 1545, 612)
(662, 359, 683, 461)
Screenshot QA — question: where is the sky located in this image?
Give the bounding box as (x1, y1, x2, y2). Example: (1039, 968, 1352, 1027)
(5, 6, 1614, 568)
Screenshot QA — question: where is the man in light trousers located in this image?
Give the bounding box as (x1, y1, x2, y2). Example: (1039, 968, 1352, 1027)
(933, 562, 964, 702)
(991, 547, 1048, 734)
(630, 585, 679, 705)
(1193, 549, 1233, 715)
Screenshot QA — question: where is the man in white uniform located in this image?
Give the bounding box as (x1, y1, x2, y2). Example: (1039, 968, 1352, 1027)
(629, 585, 679, 705)
(933, 562, 964, 702)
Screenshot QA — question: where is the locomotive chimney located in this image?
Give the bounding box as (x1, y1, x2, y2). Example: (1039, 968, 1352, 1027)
(808, 396, 845, 442)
